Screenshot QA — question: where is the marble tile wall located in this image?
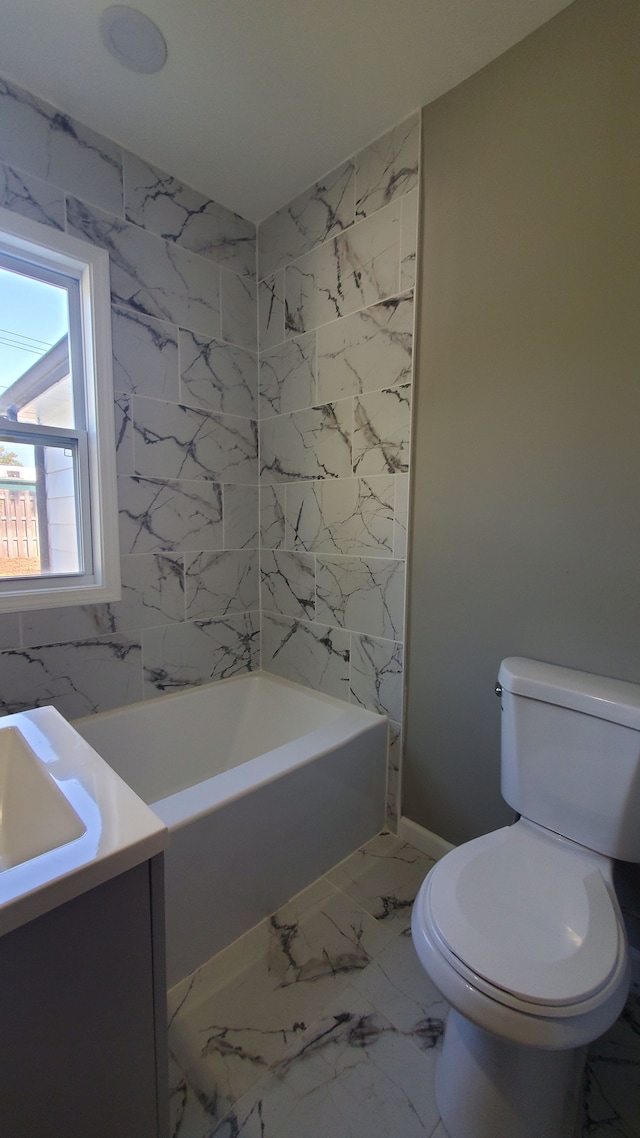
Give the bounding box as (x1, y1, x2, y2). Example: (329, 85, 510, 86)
(0, 75, 259, 718)
(257, 111, 420, 828)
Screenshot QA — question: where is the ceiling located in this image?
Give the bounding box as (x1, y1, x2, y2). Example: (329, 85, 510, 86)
(0, 0, 574, 223)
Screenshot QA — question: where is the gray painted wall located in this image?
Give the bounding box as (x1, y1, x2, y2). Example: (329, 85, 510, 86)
(404, 0, 640, 845)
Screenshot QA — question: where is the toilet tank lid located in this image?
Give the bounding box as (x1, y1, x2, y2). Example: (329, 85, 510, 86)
(498, 657, 640, 731)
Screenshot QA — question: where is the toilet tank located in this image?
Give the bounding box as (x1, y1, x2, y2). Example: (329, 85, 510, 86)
(498, 657, 640, 862)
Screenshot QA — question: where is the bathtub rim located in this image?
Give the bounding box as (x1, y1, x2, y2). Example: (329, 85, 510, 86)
(74, 669, 389, 830)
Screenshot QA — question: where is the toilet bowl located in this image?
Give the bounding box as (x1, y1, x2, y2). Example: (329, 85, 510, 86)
(412, 824, 630, 1138)
(413, 821, 629, 1049)
(411, 658, 640, 1138)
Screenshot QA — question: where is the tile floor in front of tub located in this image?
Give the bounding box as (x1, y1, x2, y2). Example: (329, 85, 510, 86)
(167, 832, 640, 1138)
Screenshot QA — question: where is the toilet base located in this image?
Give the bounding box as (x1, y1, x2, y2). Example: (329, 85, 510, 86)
(436, 1010, 586, 1138)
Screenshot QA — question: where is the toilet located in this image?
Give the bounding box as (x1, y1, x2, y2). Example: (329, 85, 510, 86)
(411, 657, 640, 1138)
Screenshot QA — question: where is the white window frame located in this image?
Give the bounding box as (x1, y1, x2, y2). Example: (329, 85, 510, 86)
(0, 206, 120, 612)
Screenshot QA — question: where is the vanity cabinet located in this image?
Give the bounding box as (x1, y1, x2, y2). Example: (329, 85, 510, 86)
(0, 856, 168, 1138)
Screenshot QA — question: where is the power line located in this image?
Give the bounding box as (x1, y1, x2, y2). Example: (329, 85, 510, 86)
(0, 326, 54, 349)
(0, 337, 46, 356)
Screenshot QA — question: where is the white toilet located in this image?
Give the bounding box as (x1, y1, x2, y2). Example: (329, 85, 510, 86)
(411, 656, 640, 1138)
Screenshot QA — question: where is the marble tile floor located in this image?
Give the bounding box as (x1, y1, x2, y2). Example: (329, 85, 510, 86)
(167, 832, 640, 1138)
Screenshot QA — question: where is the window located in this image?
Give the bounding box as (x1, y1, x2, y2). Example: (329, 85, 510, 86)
(0, 206, 119, 611)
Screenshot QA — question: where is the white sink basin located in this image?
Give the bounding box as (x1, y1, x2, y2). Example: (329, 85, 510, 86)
(0, 706, 168, 937)
(0, 725, 86, 870)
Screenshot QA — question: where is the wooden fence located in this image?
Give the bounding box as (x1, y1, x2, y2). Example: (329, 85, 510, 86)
(0, 484, 39, 561)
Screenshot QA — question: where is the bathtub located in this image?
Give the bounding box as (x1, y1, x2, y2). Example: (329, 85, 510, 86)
(74, 672, 388, 986)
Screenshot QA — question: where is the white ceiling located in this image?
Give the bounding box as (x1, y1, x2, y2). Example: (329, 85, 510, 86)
(0, 0, 574, 223)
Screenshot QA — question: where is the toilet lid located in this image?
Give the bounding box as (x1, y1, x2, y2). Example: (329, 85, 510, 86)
(426, 824, 622, 1007)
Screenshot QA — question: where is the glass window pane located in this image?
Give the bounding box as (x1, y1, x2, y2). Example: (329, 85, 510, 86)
(0, 206, 120, 610)
(0, 438, 81, 579)
(0, 263, 75, 430)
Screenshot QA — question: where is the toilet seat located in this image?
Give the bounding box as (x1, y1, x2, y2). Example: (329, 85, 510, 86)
(420, 822, 625, 1015)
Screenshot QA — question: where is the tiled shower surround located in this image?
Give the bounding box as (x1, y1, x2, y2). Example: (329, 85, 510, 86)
(0, 73, 419, 824)
(257, 114, 419, 827)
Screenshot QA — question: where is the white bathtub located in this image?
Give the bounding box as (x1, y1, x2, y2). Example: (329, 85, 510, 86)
(74, 672, 388, 985)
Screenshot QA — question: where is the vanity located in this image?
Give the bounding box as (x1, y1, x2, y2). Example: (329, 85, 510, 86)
(0, 707, 169, 1138)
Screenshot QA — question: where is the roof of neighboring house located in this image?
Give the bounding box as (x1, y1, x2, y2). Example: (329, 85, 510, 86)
(0, 336, 69, 419)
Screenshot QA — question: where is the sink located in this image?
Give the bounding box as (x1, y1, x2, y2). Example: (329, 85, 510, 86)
(0, 706, 168, 937)
(0, 725, 86, 871)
